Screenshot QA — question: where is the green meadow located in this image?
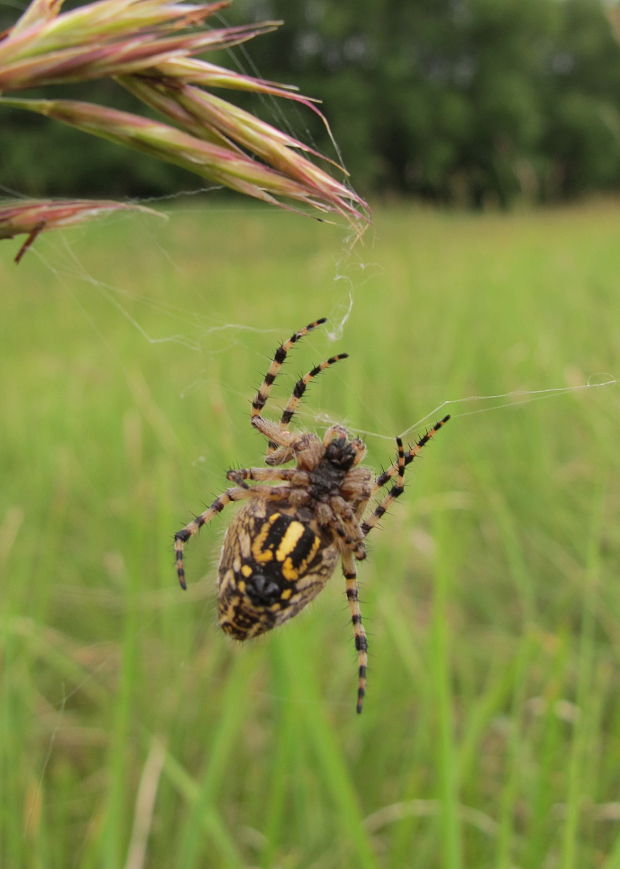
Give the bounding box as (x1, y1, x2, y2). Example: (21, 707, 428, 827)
(2, 201, 620, 868)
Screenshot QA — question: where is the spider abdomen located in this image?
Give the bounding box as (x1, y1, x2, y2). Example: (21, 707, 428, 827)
(217, 501, 339, 639)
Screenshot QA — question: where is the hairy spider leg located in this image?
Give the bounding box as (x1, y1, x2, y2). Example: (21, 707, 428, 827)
(226, 466, 302, 485)
(174, 483, 305, 589)
(265, 353, 349, 456)
(251, 316, 327, 425)
(280, 355, 349, 429)
(370, 415, 451, 497)
(360, 437, 407, 537)
(329, 495, 367, 558)
(341, 547, 368, 714)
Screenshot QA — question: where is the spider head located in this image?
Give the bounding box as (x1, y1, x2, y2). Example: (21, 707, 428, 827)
(324, 436, 357, 471)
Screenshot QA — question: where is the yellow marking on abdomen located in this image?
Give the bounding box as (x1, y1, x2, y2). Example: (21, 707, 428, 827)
(281, 531, 321, 581)
(275, 521, 305, 562)
(251, 512, 281, 562)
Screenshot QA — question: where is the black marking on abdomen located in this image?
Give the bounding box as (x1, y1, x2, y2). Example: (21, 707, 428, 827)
(258, 513, 320, 573)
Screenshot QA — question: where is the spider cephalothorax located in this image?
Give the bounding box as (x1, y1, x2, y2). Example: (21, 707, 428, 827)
(174, 318, 449, 713)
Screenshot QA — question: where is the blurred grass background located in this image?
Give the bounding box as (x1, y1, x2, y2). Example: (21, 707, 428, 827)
(1, 201, 620, 868)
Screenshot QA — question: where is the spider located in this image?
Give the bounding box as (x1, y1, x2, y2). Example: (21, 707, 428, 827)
(174, 318, 449, 713)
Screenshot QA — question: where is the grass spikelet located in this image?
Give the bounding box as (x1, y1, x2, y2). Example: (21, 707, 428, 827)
(0, 0, 369, 255)
(0, 198, 160, 262)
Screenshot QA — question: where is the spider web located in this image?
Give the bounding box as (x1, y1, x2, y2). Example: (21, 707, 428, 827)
(3, 175, 617, 422)
(8, 201, 617, 448)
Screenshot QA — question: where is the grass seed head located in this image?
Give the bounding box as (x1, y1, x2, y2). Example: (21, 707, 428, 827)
(0, 0, 369, 241)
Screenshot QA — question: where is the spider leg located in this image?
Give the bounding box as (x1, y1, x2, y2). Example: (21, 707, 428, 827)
(250, 416, 297, 451)
(226, 466, 304, 485)
(175, 486, 251, 589)
(174, 484, 307, 589)
(361, 437, 406, 537)
(265, 353, 348, 456)
(280, 355, 349, 429)
(251, 317, 326, 427)
(330, 495, 366, 559)
(371, 415, 450, 495)
(341, 547, 368, 714)
(332, 516, 363, 554)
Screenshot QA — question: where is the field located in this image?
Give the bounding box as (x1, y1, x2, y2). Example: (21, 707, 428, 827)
(1, 201, 620, 869)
